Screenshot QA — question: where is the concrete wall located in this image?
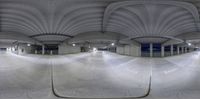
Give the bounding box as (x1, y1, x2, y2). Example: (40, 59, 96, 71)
(10, 44, 32, 55)
(58, 43, 81, 54)
(130, 44, 141, 56)
(0, 42, 39, 55)
(116, 46, 124, 55)
(124, 45, 130, 55)
(116, 43, 141, 57)
(0, 43, 31, 54)
(19, 45, 32, 54)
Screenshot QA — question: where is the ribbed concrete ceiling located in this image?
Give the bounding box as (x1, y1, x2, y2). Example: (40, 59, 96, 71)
(0, 0, 200, 44)
(106, 5, 196, 37)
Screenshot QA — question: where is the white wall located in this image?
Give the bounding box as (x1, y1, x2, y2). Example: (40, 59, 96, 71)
(18, 45, 32, 54)
(130, 44, 141, 56)
(0, 43, 32, 55)
(10, 44, 32, 55)
(116, 46, 124, 54)
(124, 45, 130, 55)
(58, 43, 81, 54)
(116, 42, 141, 57)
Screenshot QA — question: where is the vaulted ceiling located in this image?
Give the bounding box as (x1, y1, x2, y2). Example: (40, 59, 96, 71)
(1, 0, 200, 44)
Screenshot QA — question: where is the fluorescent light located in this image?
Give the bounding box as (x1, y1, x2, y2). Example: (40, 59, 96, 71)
(111, 43, 115, 46)
(27, 44, 31, 46)
(93, 47, 97, 52)
(188, 43, 191, 46)
(72, 44, 76, 46)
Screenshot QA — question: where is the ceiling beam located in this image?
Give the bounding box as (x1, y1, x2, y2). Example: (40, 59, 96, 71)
(102, 0, 200, 32)
(176, 32, 200, 40)
(29, 33, 74, 38)
(0, 31, 42, 45)
(67, 32, 127, 44)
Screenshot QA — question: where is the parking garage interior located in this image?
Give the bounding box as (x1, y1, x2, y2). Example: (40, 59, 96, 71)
(0, 0, 200, 99)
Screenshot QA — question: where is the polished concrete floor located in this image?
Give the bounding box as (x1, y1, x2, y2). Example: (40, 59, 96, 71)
(0, 51, 200, 99)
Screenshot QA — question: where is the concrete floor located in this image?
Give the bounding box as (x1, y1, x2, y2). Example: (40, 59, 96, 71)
(0, 51, 200, 99)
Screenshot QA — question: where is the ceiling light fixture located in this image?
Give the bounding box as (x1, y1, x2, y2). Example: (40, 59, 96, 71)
(27, 44, 31, 46)
(111, 43, 115, 46)
(188, 43, 191, 46)
(72, 44, 76, 47)
(93, 47, 97, 52)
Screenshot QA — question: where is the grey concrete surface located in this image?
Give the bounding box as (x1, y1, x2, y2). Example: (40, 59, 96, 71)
(0, 51, 200, 99)
(149, 52, 200, 99)
(0, 52, 53, 99)
(52, 52, 151, 98)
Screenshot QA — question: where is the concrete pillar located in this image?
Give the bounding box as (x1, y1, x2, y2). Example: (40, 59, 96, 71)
(161, 45, 165, 57)
(177, 46, 180, 55)
(188, 48, 191, 52)
(191, 48, 194, 52)
(11, 46, 14, 53)
(42, 45, 45, 55)
(150, 43, 153, 57)
(171, 45, 173, 56)
(189, 48, 192, 52)
(35, 50, 38, 54)
(17, 44, 20, 55)
(184, 47, 187, 53)
(182, 47, 184, 53)
(50, 50, 53, 55)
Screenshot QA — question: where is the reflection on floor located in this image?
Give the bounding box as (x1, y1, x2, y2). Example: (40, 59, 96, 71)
(0, 51, 200, 99)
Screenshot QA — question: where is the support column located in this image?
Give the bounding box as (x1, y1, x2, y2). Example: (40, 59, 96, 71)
(177, 46, 180, 55)
(189, 48, 192, 52)
(190, 48, 194, 52)
(184, 47, 187, 53)
(11, 45, 15, 53)
(150, 43, 153, 57)
(17, 43, 20, 55)
(42, 45, 45, 55)
(161, 45, 165, 57)
(182, 46, 184, 53)
(50, 50, 53, 55)
(171, 45, 174, 56)
(188, 47, 191, 52)
(35, 50, 38, 54)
